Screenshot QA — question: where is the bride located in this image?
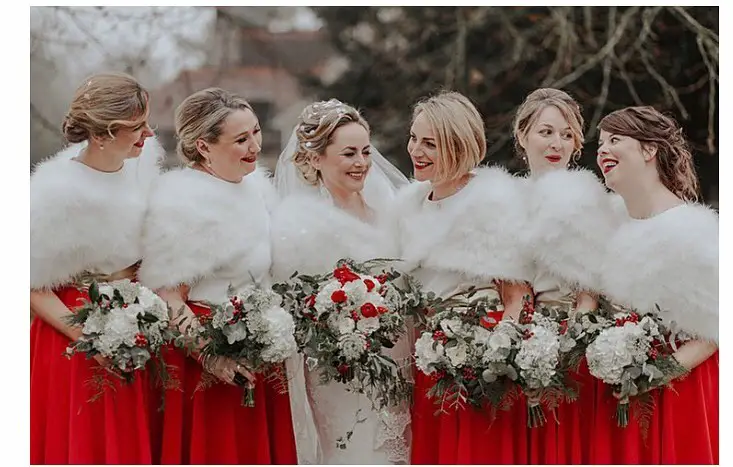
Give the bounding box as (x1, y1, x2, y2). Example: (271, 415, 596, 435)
(270, 99, 411, 464)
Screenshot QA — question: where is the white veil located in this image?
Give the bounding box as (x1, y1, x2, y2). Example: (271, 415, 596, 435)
(274, 127, 409, 211)
(275, 121, 409, 464)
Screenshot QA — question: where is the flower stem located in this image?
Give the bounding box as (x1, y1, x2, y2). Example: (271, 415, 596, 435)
(616, 398, 630, 428)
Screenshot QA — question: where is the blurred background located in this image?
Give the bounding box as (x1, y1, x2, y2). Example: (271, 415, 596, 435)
(30, 6, 719, 206)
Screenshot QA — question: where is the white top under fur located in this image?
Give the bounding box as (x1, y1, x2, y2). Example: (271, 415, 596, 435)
(599, 203, 719, 342)
(522, 169, 626, 295)
(30, 138, 164, 290)
(391, 166, 533, 289)
(138, 167, 277, 304)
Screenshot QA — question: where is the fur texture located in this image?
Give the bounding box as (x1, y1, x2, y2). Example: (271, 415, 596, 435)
(600, 203, 719, 341)
(30, 138, 164, 290)
(391, 166, 533, 283)
(270, 192, 397, 281)
(138, 167, 273, 293)
(524, 169, 625, 292)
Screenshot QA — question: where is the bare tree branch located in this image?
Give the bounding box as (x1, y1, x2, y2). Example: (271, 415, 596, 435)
(587, 6, 616, 140)
(551, 6, 639, 88)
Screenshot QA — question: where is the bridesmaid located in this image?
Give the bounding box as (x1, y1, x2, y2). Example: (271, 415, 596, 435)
(138, 87, 297, 464)
(30, 72, 162, 464)
(591, 106, 718, 464)
(395, 91, 534, 464)
(513, 88, 622, 463)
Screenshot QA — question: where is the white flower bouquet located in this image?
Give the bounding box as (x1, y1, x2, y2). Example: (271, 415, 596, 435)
(192, 285, 298, 407)
(65, 279, 178, 397)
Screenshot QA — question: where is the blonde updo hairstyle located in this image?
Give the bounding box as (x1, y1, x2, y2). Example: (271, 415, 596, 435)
(292, 99, 370, 185)
(512, 87, 585, 163)
(412, 91, 486, 182)
(175, 87, 254, 165)
(61, 72, 149, 144)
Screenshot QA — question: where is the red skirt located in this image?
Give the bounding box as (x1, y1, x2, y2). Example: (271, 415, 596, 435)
(152, 302, 297, 464)
(410, 313, 529, 465)
(528, 358, 596, 464)
(589, 351, 718, 464)
(30, 286, 154, 464)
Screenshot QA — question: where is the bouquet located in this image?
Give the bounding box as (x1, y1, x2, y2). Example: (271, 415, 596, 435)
(514, 297, 579, 427)
(414, 286, 522, 416)
(586, 302, 689, 431)
(414, 290, 579, 428)
(274, 259, 412, 412)
(192, 285, 298, 407)
(65, 279, 178, 399)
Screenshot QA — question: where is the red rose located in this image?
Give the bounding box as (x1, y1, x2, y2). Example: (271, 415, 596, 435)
(334, 265, 360, 285)
(559, 320, 569, 335)
(134, 333, 148, 347)
(361, 302, 379, 318)
(377, 306, 389, 315)
(305, 295, 316, 308)
(331, 290, 348, 303)
(364, 279, 376, 292)
(376, 274, 389, 284)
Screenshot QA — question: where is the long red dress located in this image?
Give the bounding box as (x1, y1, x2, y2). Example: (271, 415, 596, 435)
(591, 203, 719, 464)
(411, 323, 529, 465)
(522, 169, 624, 464)
(30, 287, 155, 464)
(138, 167, 297, 464)
(30, 140, 163, 464)
(392, 168, 535, 464)
(153, 303, 297, 464)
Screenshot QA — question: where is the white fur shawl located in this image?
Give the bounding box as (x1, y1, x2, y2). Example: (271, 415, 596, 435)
(523, 169, 626, 292)
(270, 192, 396, 281)
(391, 166, 533, 283)
(138, 167, 275, 291)
(30, 138, 165, 290)
(600, 203, 719, 341)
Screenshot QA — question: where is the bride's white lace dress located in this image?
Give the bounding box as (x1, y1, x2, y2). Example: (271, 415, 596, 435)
(271, 190, 411, 464)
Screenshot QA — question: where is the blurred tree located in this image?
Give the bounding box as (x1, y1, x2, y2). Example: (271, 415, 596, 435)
(302, 6, 718, 203)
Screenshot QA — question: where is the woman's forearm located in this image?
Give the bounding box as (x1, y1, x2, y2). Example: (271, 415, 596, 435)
(672, 339, 717, 372)
(30, 290, 81, 341)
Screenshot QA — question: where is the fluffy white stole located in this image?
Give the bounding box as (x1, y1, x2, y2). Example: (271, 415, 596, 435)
(523, 169, 626, 292)
(138, 168, 274, 290)
(270, 192, 395, 282)
(390, 166, 533, 283)
(30, 138, 165, 290)
(600, 203, 719, 341)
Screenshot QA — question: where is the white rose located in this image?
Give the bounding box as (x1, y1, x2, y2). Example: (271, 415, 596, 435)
(343, 279, 367, 305)
(338, 333, 367, 360)
(414, 332, 445, 374)
(315, 281, 342, 315)
(445, 342, 468, 367)
(336, 317, 356, 335)
(356, 316, 381, 336)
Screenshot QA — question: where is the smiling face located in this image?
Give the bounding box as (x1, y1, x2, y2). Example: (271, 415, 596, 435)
(98, 111, 155, 159)
(596, 129, 656, 193)
(312, 122, 372, 194)
(520, 105, 577, 175)
(407, 111, 439, 182)
(198, 108, 262, 182)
